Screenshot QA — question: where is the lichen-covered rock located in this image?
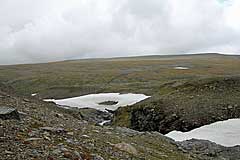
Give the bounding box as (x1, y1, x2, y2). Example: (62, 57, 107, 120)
(0, 106, 20, 120)
(114, 142, 138, 155)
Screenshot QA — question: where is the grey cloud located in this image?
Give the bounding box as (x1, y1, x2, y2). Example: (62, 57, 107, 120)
(0, 0, 240, 64)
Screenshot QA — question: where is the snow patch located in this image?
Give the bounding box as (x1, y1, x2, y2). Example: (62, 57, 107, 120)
(31, 93, 38, 96)
(174, 67, 189, 70)
(99, 120, 111, 126)
(44, 93, 150, 112)
(166, 119, 240, 147)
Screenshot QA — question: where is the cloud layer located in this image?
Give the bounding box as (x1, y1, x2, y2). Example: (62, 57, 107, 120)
(0, 0, 240, 64)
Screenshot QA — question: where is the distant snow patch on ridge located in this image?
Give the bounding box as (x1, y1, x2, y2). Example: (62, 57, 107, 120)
(166, 119, 240, 147)
(44, 93, 150, 112)
(174, 66, 189, 70)
(31, 93, 38, 96)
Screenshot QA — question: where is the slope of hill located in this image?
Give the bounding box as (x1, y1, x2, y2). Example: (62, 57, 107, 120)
(0, 86, 193, 160)
(1, 53, 240, 159)
(112, 76, 240, 133)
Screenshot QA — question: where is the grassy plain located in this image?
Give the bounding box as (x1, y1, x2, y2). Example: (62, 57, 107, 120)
(0, 53, 239, 98)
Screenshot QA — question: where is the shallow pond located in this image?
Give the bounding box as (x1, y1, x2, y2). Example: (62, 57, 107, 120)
(166, 119, 240, 147)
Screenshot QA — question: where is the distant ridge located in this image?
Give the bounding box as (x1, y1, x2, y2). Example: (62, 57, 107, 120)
(68, 52, 240, 62)
(1, 52, 239, 66)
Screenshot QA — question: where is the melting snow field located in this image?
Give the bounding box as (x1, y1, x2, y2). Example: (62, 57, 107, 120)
(174, 66, 189, 70)
(166, 119, 240, 147)
(44, 93, 150, 111)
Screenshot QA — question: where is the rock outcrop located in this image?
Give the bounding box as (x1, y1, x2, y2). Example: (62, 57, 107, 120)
(179, 139, 240, 160)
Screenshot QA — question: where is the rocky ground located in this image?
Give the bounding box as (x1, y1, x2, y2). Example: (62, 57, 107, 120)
(1, 54, 240, 159)
(0, 88, 194, 160)
(1, 85, 240, 160)
(178, 139, 240, 160)
(112, 76, 240, 134)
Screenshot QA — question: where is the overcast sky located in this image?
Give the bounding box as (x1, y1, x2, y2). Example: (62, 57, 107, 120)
(0, 0, 240, 64)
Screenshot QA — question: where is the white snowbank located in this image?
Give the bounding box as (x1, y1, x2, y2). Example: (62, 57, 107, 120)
(44, 93, 150, 111)
(31, 93, 38, 96)
(174, 67, 189, 70)
(166, 119, 240, 147)
(99, 120, 111, 126)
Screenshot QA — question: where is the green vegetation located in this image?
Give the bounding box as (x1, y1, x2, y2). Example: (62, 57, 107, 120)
(113, 76, 240, 133)
(1, 53, 240, 134)
(0, 53, 240, 99)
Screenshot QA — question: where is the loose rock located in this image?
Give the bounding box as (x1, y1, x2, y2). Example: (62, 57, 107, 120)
(40, 127, 66, 134)
(92, 154, 105, 160)
(0, 106, 20, 120)
(114, 142, 138, 155)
